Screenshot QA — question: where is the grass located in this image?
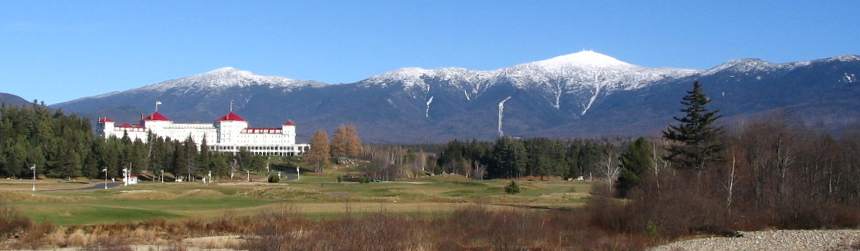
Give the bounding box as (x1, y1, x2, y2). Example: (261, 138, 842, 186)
(0, 172, 593, 226)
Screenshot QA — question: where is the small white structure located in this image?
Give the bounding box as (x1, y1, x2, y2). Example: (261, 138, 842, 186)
(124, 175, 139, 185)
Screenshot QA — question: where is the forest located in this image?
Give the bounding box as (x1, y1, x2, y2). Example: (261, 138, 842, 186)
(0, 104, 274, 180)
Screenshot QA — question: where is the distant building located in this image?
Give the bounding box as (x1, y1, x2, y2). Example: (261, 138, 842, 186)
(124, 175, 139, 185)
(97, 106, 309, 157)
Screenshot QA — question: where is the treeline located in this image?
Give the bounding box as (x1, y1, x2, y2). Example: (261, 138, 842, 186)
(335, 138, 618, 182)
(0, 105, 273, 180)
(436, 138, 616, 180)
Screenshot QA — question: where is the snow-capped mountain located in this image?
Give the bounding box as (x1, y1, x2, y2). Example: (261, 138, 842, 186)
(363, 50, 695, 92)
(137, 67, 324, 92)
(53, 52, 860, 143)
(361, 50, 697, 114)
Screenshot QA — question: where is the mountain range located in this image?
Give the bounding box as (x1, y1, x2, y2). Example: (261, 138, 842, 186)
(49, 51, 860, 143)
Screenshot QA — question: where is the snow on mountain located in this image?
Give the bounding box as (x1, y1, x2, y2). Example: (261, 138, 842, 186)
(138, 67, 323, 92)
(700, 55, 860, 77)
(363, 67, 498, 91)
(700, 58, 801, 76)
(502, 52, 696, 90)
(530, 50, 634, 69)
(362, 50, 697, 94)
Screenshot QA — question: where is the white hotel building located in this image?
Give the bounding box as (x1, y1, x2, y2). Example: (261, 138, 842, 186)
(97, 111, 309, 156)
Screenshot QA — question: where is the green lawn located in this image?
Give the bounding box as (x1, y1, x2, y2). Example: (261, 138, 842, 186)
(1, 174, 592, 226)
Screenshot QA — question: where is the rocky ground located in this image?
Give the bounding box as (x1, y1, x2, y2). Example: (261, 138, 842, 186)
(653, 229, 860, 251)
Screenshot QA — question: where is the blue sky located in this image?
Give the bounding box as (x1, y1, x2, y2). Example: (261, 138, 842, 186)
(1, 1, 858, 104)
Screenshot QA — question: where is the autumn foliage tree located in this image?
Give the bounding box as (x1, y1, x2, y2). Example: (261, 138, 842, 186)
(305, 130, 330, 173)
(331, 124, 362, 158)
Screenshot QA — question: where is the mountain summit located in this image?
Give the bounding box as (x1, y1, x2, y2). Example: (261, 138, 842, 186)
(529, 50, 634, 69)
(138, 67, 323, 92)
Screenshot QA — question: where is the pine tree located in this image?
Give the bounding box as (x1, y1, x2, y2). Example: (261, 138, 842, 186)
(663, 81, 723, 173)
(489, 137, 527, 179)
(199, 136, 210, 175)
(183, 136, 197, 180)
(616, 137, 654, 197)
(171, 140, 187, 178)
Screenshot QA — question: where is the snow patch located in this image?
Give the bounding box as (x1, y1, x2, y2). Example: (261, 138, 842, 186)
(498, 96, 512, 137)
(844, 73, 856, 83)
(581, 86, 600, 116)
(425, 96, 434, 119)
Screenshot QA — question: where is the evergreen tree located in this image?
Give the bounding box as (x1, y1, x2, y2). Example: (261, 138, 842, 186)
(663, 81, 724, 173)
(183, 136, 198, 180)
(616, 137, 654, 197)
(171, 140, 187, 178)
(489, 137, 527, 179)
(198, 136, 211, 175)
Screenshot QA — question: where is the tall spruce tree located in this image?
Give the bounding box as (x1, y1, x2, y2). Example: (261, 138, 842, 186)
(616, 137, 654, 197)
(663, 81, 723, 173)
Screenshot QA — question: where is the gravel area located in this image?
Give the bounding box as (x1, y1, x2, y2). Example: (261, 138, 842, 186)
(653, 229, 860, 251)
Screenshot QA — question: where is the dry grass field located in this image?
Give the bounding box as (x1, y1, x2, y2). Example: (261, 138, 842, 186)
(0, 173, 591, 226)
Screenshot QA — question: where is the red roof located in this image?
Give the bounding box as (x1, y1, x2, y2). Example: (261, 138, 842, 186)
(218, 112, 245, 121)
(98, 117, 113, 123)
(283, 120, 296, 126)
(143, 112, 170, 121)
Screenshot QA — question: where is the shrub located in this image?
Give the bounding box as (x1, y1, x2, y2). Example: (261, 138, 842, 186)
(267, 175, 280, 183)
(0, 201, 31, 239)
(504, 180, 520, 194)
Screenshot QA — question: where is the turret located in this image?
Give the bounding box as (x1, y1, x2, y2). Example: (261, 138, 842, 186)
(216, 112, 248, 143)
(282, 120, 296, 144)
(97, 117, 114, 137)
(141, 111, 172, 130)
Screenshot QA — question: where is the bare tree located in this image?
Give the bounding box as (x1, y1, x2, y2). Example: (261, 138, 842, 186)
(602, 149, 620, 194)
(725, 152, 737, 217)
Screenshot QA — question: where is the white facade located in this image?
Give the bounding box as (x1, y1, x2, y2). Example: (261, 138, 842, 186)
(97, 111, 309, 156)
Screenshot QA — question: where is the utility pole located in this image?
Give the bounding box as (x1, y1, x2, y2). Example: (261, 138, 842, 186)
(30, 164, 36, 192)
